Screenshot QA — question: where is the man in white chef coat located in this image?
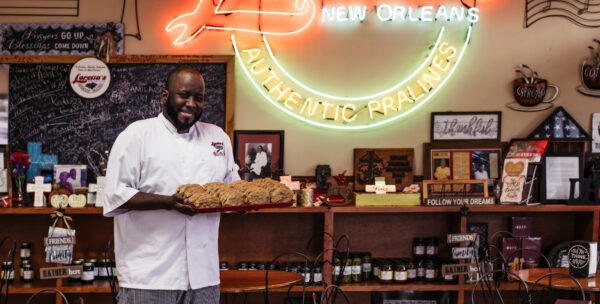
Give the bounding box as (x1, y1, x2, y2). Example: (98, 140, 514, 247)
(104, 66, 239, 304)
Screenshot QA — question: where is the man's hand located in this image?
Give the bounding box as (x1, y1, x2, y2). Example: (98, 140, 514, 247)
(170, 193, 196, 216)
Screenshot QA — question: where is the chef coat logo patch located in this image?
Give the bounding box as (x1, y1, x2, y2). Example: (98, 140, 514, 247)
(212, 142, 225, 156)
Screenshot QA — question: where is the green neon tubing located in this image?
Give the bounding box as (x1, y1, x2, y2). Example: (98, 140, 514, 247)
(262, 27, 445, 101)
(231, 25, 472, 130)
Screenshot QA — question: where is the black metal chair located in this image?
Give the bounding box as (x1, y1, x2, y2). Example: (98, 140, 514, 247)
(264, 232, 352, 304)
(470, 269, 531, 304)
(529, 272, 587, 304)
(25, 288, 70, 304)
(0, 236, 16, 304)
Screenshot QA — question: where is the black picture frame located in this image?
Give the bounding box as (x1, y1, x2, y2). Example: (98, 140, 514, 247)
(542, 153, 583, 204)
(430, 111, 501, 142)
(233, 130, 284, 181)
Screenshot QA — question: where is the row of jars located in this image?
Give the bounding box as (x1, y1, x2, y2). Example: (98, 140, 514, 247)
(0, 258, 117, 285)
(0, 242, 34, 283)
(220, 261, 324, 285)
(373, 258, 457, 283)
(70, 258, 117, 284)
(332, 252, 372, 284)
(412, 237, 439, 259)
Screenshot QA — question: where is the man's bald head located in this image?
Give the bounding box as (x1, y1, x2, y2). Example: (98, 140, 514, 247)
(165, 66, 204, 91)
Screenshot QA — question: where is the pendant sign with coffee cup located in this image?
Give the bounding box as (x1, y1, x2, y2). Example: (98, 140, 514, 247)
(577, 38, 600, 97)
(507, 64, 559, 112)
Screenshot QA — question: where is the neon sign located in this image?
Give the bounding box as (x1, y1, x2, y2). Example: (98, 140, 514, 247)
(166, 1, 478, 130)
(321, 5, 479, 23)
(166, 0, 316, 45)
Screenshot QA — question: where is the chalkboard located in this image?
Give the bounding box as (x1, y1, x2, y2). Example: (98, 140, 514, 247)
(3, 55, 234, 180)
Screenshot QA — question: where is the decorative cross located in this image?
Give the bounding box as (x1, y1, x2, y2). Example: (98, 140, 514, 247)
(26, 142, 58, 182)
(365, 177, 396, 194)
(89, 176, 106, 207)
(279, 176, 300, 190)
(27, 176, 51, 207)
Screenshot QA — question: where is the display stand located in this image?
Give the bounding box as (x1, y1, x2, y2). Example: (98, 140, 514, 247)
(521, 164, 540, 205)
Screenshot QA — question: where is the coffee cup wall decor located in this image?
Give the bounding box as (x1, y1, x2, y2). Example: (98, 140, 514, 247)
(507, 64, 559, 112)
(577, 38, 600, 97)
(513, 78, 559, 106)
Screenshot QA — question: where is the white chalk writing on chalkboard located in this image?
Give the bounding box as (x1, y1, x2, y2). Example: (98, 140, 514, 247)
(9, 63, 228, 182)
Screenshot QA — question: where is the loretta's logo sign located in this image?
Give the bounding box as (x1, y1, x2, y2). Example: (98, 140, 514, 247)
(166, 0, 479, 130)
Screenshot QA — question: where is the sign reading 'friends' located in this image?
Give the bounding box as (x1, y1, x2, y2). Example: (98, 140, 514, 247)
(166, 1, 478, 130)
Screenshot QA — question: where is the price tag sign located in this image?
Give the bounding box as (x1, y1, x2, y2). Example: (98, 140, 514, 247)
(40, 266, 83, 279)
(45, 227, 76, 264)
(452, 247, 476, 260)
(447, 233, 478, 244)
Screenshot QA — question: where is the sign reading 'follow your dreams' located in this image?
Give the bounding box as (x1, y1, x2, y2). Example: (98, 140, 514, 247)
(166, 0, 479, 130)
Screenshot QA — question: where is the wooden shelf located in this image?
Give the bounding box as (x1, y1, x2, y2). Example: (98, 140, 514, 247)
(2, 204, 599, 215)
(0, 280, 56, 294)
(2, 202, 599, 304)
(0, 207, 103, 215)
(61, 280, 115, 293)
(332, 204, 600, 213)
(338, 281, 460, 292)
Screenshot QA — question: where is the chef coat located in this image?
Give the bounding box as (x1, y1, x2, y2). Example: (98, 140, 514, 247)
(103, 113, 240, 290)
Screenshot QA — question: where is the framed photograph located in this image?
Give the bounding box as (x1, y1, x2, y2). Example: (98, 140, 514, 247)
(233, 130, 284, 181)
(506, 138, 550, 165)
(431, 111, 501, 142)
(53, 164, 87, 193)
(353, 148, 414, 191)
(424, 141, 508, 193)
(593, 113, 600, 153)
(542, 154, 583, 204)
(0, 145, 8, 194)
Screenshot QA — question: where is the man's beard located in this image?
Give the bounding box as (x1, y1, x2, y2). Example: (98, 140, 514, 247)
(165, 98, 202, 131)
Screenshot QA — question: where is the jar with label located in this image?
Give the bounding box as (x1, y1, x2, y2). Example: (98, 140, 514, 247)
(406, 259, 417, 282)
(361, 252, 372, 281)
(425, 238, 439, 258)
(219, 261, 229, 270)
(282, 263, 291, 272)
(332, 257, 341, 283)
(393, 261, 408, 284)
(379, 262, 393, 283)
(97, 259, 109, 279)
(22, 263, 34, 283)
(87, 259, 98, 278)
(413, 237, 425, 258)
(257, 262, 267, 270)
(424, 260, 438, 281)
(416, 260, 425, 280)
(20, 258, 31, 280)
(238, 261, 248, 270)
(372, 259, 380, 280)
(82, 262, 95, 284)
(313, 264, 323, 285)
(302, 265, 311, 284)
(291, 263, 301, 273)
(342, 256, 352, 284)
(268, 262, 279, 270)
(1, 261, 14, 283)
(69, 260, 83, 282)
(351, 253, 362, 283)
(20, 242, 31, 259)
(248, 262, 257, 270)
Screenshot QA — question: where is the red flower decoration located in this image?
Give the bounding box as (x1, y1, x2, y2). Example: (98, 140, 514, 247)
(11, 152, 31, 168)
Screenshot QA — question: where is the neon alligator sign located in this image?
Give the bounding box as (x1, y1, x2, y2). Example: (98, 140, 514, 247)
(166, 0, 479, 130)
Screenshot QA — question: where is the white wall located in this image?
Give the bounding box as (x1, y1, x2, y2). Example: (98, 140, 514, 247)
(1, 0, 599, 176)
